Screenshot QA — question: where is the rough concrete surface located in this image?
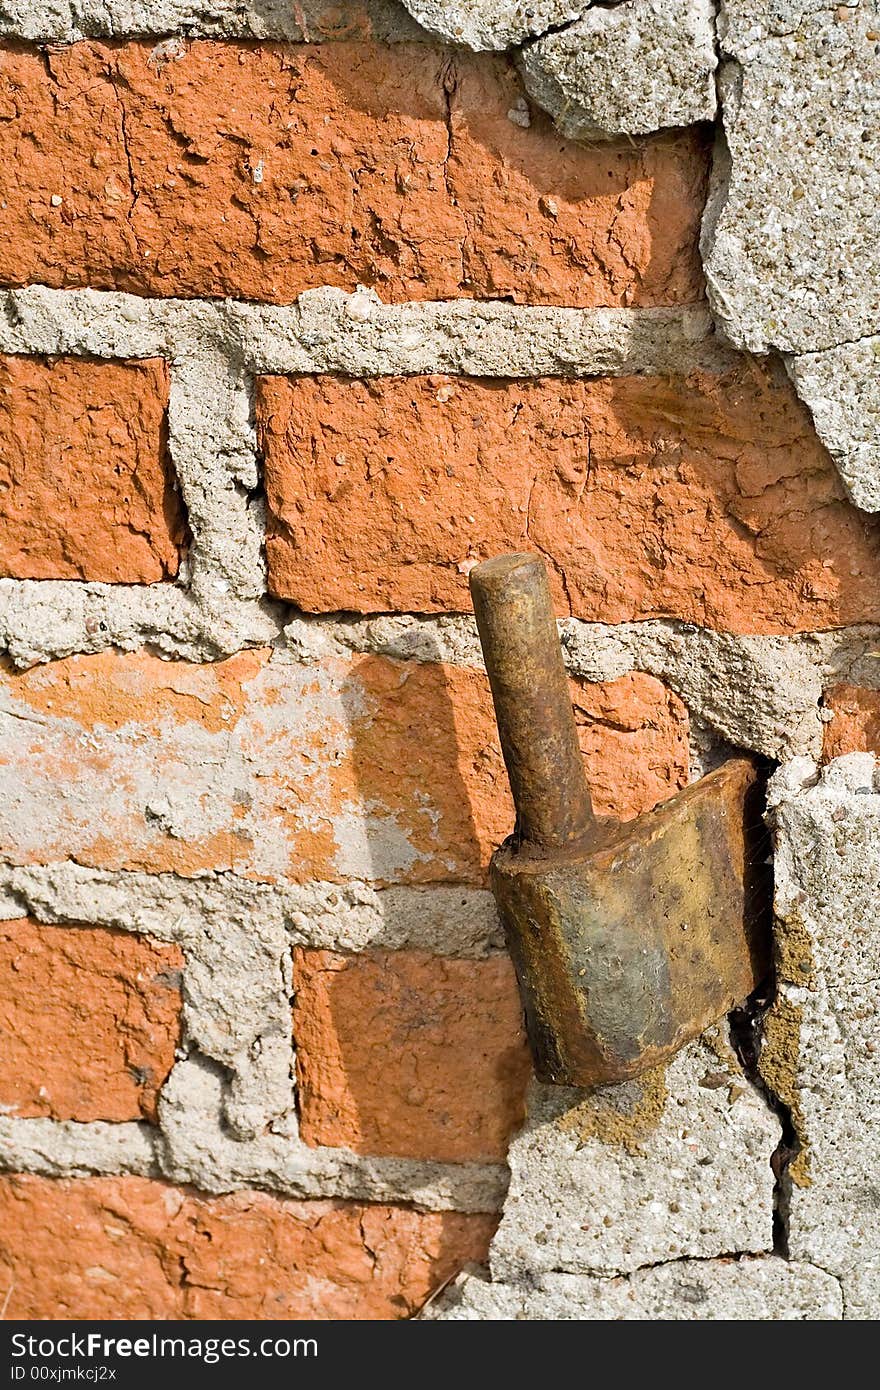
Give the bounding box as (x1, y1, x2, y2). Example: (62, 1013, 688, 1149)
(766, 754, 880, 1318)
(489, 1034, 779, 1281)
(706, 1, 880, 356)
(399, 0, 585, 48)
(519, 0, 717, 141)
(703, 1, 880, 508)
(786, 339, 880, 512)
(428, 1258, 843, 1319)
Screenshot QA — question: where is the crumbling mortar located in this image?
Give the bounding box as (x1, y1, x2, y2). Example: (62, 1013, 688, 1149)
(0, 2, 429, 44)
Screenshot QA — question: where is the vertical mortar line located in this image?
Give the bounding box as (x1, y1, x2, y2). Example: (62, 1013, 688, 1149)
(165, 318, 269, 604)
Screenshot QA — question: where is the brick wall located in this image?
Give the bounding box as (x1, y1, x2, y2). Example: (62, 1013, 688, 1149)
(0, 0, 878, 1323)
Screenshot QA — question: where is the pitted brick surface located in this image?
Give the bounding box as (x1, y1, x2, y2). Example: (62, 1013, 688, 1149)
(0, 919, 181, 1123)
(0, 41, 706, 308)
(0, 1174, 496, 1319)
(0, 355, 182, 583)
(293, 947, 531, 1160)
(259, 362, 880, 632)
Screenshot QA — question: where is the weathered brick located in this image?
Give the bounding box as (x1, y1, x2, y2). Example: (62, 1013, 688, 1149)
(0, 1175, 496, 1319)
(0, 41, 706, 306)
(259, 361, 880, 633)
(0, 355, 183, 583)
(822, 685, 880, 760)
(0, 650, 687, 885)
(294, 949, 530, 1160)
(0, 920, 181, 1123)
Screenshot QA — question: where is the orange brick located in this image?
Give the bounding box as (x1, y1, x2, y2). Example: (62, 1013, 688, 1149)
(0, 650, 687, 885)
(0, 1175, 496, 1319)
(822, 684, 880, 759)
(293, 948, 530, 1161)
(258, 361, 880, 633)
(0, 920, 182, 1123)
(0, 355, 183, 583)
(0, 41, 705, 306)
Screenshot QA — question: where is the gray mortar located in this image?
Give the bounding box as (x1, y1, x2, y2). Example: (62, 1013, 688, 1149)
(232, 292, 730, 379)
(289, 610, 880, 761)
(518, 0, 717, 141)
(427, 1257, 843, 1319)
(0, 860, 504, 958)
(0, 1118, 161, 1179)
(0, 1062, 506, 1210)
(0, 580, 281, 668)
(0, 0, 426, 41)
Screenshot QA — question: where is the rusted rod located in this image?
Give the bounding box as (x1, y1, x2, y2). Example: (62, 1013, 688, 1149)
(469, 553, 594, 850)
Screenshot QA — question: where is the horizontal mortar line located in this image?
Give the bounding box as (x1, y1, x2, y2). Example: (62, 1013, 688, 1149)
(3, 582, 880, 661)
(0, 862, 503, 957)
(0, 285, 731, 376)
(0, 1116, 509, 1212)
(0, 6, 430, 44)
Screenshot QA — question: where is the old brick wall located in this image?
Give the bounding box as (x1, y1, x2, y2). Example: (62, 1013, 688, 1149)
(0, 0, 878, 1322)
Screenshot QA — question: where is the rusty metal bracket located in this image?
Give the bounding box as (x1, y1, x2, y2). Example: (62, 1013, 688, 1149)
(470, 552, 769, 1088)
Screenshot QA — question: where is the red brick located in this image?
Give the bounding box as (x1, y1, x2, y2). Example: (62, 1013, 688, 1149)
(0, 41, 706, 306)
(822, 684, 880, 760)
(0, 355, 183, 583)
(0, 1175, 496, 1319)
(0, 920, 182, 1123)
(258, 361, 880, 633)
(0, 650, 688, 885)
(294, 948, 530, 1160)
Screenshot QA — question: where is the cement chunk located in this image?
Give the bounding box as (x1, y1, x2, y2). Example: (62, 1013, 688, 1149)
(490, 1036, 779, 1280)
(702, 2, 880, 508)
(765, 756, 880, 1318)
(705, 2, 880, 356)
(399, 1, 586, 49)
(0, 1117, 160, 1179)
(430, 1258, 843, 1319)
(518, 0, 717, 141)
(786, 340, 880, 512)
